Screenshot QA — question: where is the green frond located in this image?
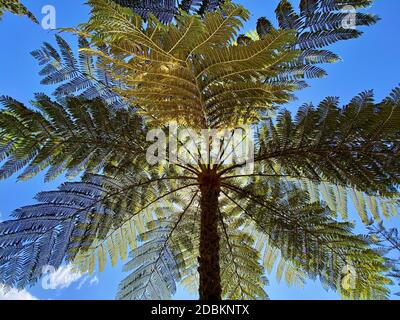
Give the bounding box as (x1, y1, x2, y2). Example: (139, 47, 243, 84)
(0, 95, 146, 181)
(0, 0, 396, 302)
(220, 180, 391, 300)
(0, 0, 37, 23)
(254, 0, 378, 89)
(75, 0, 298, 128)
(219, 206, 268, 300)
(286, 177, 398, 224)
(242, 87, 400, 197)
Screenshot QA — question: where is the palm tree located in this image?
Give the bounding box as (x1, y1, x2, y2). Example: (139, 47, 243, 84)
(0, 0, 398, 300)
(0, 0, 37, 22)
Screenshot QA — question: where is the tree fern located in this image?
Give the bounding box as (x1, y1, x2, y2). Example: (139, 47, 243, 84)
(0, 0, 398, 301)
(73, 0, 299, 129)
(1, 86, 398, 298)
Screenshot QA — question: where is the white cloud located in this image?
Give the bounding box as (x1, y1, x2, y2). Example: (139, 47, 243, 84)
(76, 275, 89, 290)
(0, 218, 37, 300)
(42, 264, 83, 290)
(0, 285, 38, 300)
(76, 275, 99, 290)
(89, 276, 99, 286)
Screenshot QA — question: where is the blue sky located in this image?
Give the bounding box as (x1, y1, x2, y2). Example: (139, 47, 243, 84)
(0, 0, 399, 300)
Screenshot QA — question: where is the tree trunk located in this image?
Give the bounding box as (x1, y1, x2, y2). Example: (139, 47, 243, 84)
(198, 171, 222, 300)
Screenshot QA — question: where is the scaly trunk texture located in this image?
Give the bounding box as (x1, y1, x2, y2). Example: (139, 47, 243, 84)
(198, 171, 222, 300)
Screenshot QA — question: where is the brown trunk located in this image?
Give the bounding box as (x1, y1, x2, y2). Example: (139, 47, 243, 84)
(198, 171, 222, 300)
